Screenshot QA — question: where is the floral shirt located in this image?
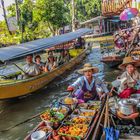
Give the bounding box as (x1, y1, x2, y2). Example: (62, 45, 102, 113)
(119, 70, 140, 92)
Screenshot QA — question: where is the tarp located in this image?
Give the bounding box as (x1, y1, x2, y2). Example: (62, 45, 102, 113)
(0, 28, 92, 62)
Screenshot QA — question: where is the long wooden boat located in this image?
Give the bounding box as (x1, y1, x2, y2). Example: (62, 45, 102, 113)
(0, 28, 92, 99)
(0, 49, 86, 99)
(24, 99, 103, 140)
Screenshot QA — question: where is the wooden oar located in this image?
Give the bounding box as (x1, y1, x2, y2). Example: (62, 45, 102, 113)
(91, 99, 107, 140)
(100, 95, 109, 140)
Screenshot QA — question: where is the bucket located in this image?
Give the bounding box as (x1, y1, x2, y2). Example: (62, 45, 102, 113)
(31, 130, 46, 140)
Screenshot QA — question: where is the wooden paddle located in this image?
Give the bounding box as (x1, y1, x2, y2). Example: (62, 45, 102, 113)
(84, 96, 107, 140)
(91, 98, 107, 140)
(100, 95, 109, 140)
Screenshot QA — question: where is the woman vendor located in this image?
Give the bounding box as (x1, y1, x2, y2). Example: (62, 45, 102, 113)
(67, 63, 109, 102)
(117, 56, 140, 98)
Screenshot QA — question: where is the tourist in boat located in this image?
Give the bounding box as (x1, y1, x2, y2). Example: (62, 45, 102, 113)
(56, 50, 65, 65)
(67, 63, 109, 102)
(117, 57, 140, 98)
(23, 54, 40, 77)
(34, 55, 45, 71)
(63, 50, 71, 63)
(44, 55, 57, 72)
(48, 50, 54, 57)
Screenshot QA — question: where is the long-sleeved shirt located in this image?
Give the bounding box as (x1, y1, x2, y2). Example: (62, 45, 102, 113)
(118, 70, 140, 92)
(71, 76, 109, 93)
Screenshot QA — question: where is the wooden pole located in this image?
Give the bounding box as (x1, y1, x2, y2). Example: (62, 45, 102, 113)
(15, 0, 20, 25)
(1, 0, 12, 35)
(125, 27, 140, 56)
(71, 0, 76, 31)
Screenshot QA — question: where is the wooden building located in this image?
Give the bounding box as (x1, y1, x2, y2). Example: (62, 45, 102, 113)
(102, 0, 140, 16)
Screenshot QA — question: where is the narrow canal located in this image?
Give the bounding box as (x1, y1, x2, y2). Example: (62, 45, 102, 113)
(0, 43, 120, 140)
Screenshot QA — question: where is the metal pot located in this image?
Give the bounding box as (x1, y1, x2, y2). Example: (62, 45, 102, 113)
(131, 94, 140, 101)
(137, 103, 140, 112)
(118, 99, 137, 115)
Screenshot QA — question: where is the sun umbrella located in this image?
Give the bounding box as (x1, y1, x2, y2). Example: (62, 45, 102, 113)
(120, 8, 139, 21)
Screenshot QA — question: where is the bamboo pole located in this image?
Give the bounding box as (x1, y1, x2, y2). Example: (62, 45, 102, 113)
(125, 27, 140, 56)
(71, 0, 76, 32)
(91, 99, 107, 140)
(100, 95, 109, 140)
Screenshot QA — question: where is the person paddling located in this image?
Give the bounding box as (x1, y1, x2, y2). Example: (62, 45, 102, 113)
(67, 63, 109, 102)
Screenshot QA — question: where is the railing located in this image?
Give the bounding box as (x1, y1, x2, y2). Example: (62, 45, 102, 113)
(102, 0, 132, 16)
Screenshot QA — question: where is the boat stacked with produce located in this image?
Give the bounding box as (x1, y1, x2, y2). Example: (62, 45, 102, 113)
(24, 96, 102, 140)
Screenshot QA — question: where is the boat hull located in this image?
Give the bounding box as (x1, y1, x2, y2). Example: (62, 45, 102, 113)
(101, 56, 123, 68)
(0, 49, 86, 99)
(101, 59, 123, 68)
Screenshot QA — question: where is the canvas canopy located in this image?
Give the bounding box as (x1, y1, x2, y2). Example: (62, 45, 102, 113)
(0, 28, 92, 62)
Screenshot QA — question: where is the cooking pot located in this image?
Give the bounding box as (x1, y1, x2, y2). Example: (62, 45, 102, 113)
(137, 103, 140, 112)
(131, 94, 140, 100)
(118, 99, 137, 115)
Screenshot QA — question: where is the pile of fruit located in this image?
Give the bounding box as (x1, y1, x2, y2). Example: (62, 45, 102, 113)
(58, 124, 88, 138)
(88, 104, 99, 110)
(40, 109, 64, 122)
(71, 116, 91, 124)
(64, 97, 77, 105)
(47, 130, 77, 140)
(79, 111, 95, 117)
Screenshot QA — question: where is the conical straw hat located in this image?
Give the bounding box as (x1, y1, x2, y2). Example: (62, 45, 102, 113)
(78, 63, 99, 74)
(119, 56, 138, 70)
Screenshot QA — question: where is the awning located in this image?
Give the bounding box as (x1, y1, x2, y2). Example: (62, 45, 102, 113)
(109, 19, 120, 22)
(0, 28, 92, 62)
(80, 16, 107, 25)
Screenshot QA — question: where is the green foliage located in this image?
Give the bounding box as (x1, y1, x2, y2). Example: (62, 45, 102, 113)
(1, 0, 101, 46)
(7, 4, 16, 17)
(76, 0, 101, 22)
(0, 21, 20, 47)
(34, 0, 69, 35)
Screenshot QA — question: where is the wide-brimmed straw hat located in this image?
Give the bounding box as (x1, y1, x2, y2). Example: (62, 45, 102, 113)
(78, 63, 99, 74)
(119, 56, 138, 70)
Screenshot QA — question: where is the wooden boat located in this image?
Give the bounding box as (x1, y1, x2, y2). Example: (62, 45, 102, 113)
(85, 35, 114, 43)
(24, 99, 103, 140)
(101, 55, 123, 68)
(0, 28, 92, 99)
(24, 121, 49, 140)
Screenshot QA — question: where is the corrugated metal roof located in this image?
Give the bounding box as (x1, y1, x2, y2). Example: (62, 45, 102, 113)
(0, 28, 92, 62)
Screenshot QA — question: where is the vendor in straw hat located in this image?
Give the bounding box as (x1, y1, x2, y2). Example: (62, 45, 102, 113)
(67, 63, 109, 102)
(117, 56, 140, 98)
